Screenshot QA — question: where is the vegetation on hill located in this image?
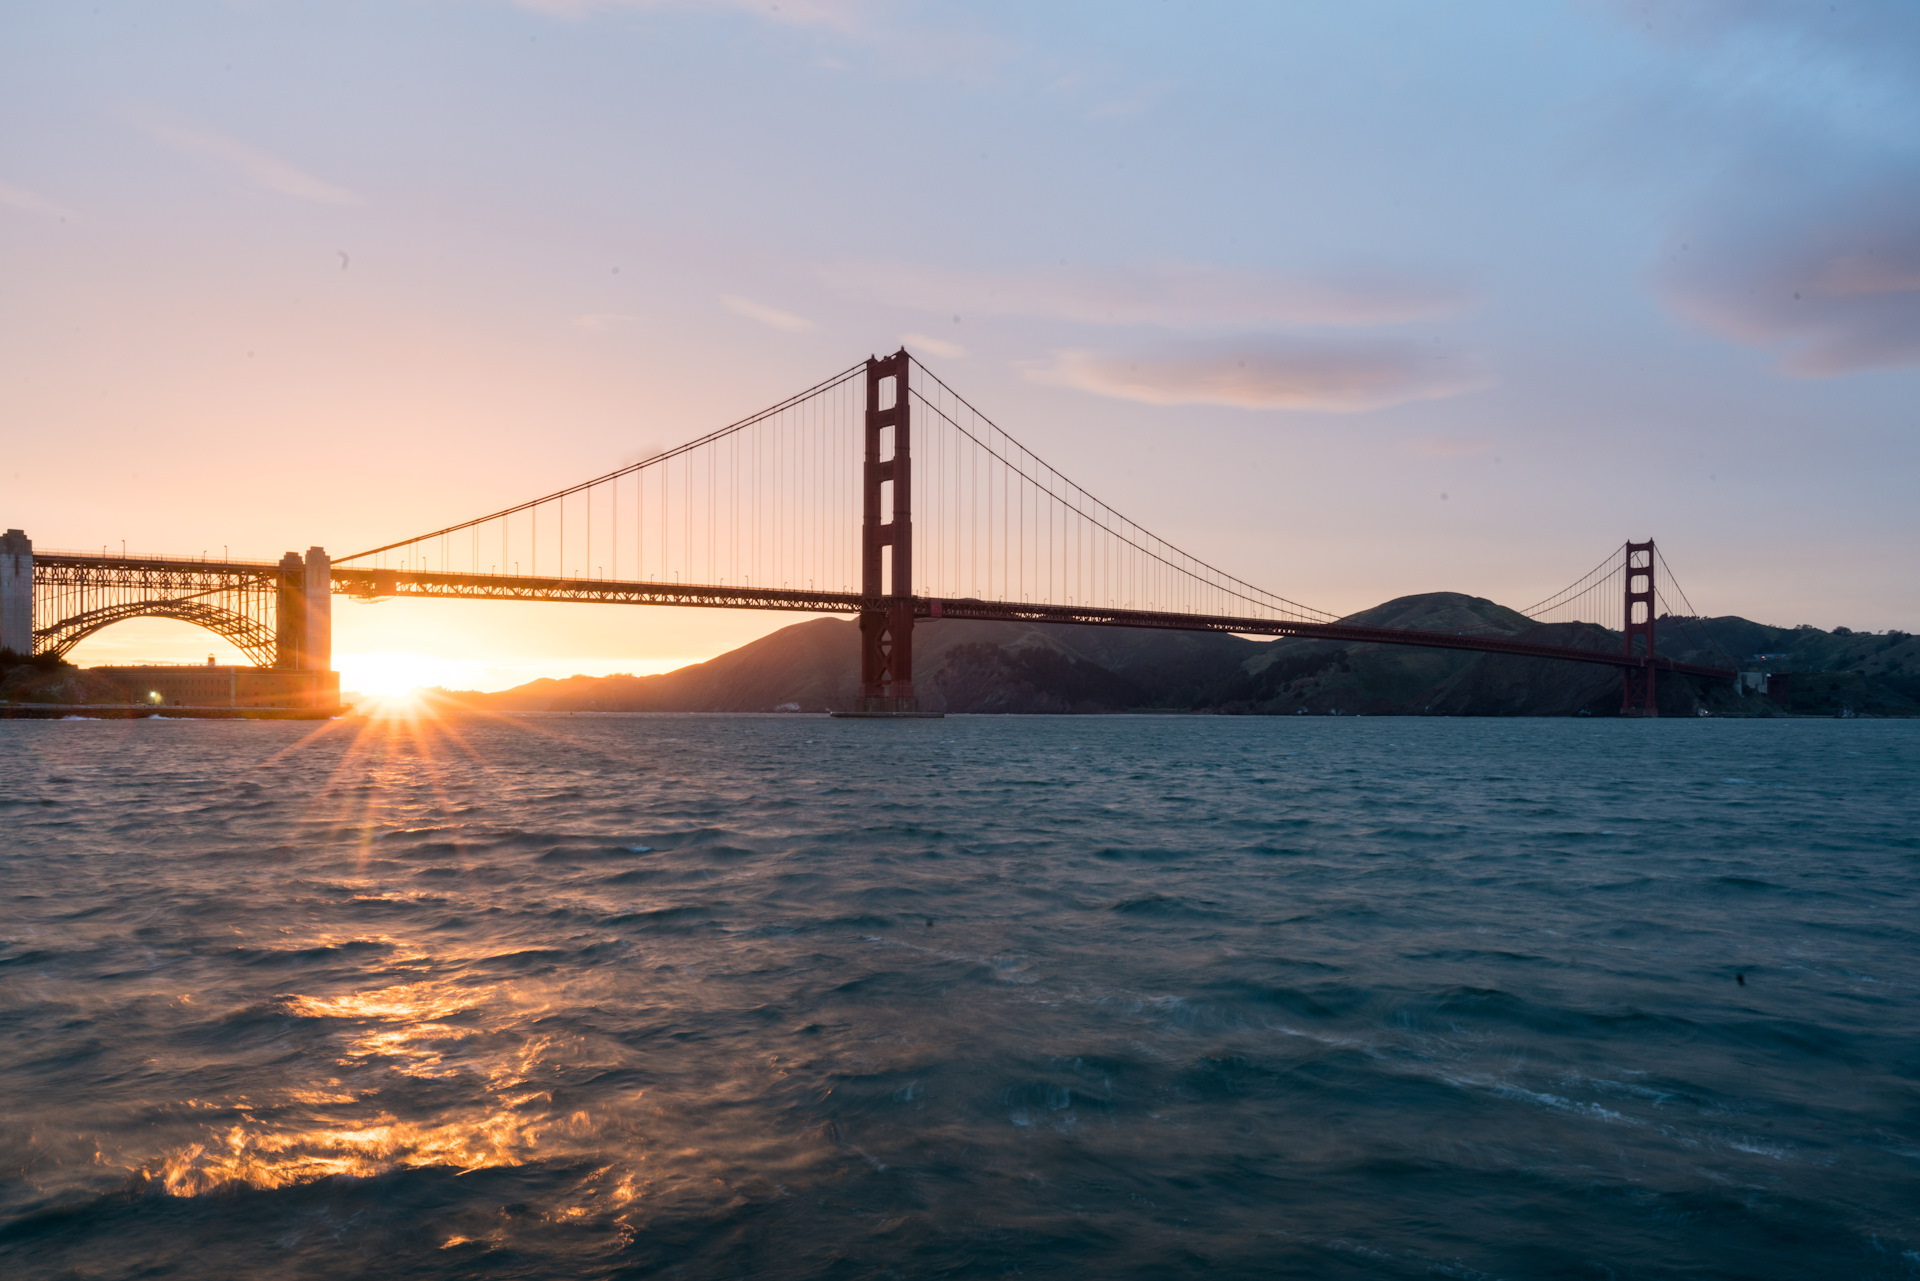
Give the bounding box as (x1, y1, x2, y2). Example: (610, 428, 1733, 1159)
(0, 650, 137, 706)
(1672, 618, 1920, 716)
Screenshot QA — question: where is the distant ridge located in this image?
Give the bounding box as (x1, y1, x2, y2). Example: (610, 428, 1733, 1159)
(436, 593, 1920, 717)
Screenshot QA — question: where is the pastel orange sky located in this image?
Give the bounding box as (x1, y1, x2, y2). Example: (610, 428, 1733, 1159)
(5, 2, 1917, 691)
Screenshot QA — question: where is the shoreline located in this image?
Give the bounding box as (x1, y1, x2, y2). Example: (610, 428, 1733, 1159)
(0, 703, 348, 720)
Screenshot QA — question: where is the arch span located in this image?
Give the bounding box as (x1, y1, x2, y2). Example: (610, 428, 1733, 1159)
(37, 600, 278, 667)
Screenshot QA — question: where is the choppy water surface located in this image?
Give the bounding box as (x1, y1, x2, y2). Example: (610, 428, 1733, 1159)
(2, 713, 1916, 1279)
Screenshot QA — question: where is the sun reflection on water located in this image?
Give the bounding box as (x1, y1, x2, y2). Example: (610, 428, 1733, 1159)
(120, 705, 726, 1215)
(284, 982, 473, 1023)
(140, 974, 584, 1197)
(148, 1109, 564, 1196)
(283, 982, 484, 1076)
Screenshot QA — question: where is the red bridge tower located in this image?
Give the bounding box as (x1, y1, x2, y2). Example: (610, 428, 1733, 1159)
(1622, 539, 1657, 716)
(847, 350, 934, 716)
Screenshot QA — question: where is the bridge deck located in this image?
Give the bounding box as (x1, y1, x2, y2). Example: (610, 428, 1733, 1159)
(30, 554, 1732, 681)
(328, 565, 1734, 681)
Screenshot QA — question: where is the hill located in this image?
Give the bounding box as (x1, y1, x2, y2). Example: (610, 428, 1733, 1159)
(436, 593, 1920, 717)
(1, 652, 138, 706)
(442, 616, 1259, 715)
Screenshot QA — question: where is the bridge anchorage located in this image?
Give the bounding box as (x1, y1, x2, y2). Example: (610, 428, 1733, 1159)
(7, 347, 1733, 716)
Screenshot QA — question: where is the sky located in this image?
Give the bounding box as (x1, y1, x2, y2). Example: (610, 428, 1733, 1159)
(4, 0, 1917, 692)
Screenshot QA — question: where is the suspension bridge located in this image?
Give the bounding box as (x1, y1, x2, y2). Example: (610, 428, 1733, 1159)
(1, 349, 1735, 716)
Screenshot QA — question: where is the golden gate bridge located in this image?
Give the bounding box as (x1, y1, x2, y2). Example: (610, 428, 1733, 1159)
(1, 349, 1734, 716)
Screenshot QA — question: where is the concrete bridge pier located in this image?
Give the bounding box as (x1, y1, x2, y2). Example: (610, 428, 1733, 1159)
(276, 551, 306, 668)
(0, 529, 30, 656)
(304, 546, 330, 673)
(272, 547, 333, 674)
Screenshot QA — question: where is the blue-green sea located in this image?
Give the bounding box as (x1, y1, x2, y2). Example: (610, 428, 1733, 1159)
(2, 714, 1916, 1278)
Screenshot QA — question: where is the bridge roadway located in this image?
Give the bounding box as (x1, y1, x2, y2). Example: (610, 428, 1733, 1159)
(28, 552, 1734, 681)
(328, 563, 1736, 682)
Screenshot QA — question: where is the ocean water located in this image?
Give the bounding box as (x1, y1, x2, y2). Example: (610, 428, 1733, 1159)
(1, 712, 1916, 1280)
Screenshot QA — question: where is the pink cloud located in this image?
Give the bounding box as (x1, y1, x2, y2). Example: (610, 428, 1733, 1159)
(1030, 341, 1490, 413)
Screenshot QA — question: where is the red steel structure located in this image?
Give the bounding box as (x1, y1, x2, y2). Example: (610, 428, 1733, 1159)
(853, 351, 927, 715)
(1622, 541, 1657, 716)
(13, 348, 1737, 715)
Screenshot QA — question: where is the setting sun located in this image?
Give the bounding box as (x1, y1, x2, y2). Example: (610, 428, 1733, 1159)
(333, 651, 473, 699)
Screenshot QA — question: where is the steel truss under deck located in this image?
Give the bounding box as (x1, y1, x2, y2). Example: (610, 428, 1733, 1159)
(342, 566, 1732, 681)
(33, 553, 288, 666)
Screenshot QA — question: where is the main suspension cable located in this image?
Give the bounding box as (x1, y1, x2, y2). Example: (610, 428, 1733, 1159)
(337, 362, 865, 563)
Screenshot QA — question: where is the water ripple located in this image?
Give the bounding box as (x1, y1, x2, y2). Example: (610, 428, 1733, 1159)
(0, 714, 1915, 1279)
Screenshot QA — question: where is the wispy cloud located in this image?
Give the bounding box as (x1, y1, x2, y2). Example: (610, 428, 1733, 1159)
(1611, 0, 1920, 374)
(1610, 0, 1920, 95)
(509, 0, 868, 32)
(1087, 78, 1177, 120)
(1030, 340, 1490, 413)
(503, 2, 1073, 95)
(139, 115, 361, 206)
(1656, 177, 1920, 375)
(721, 294, 816, 332)
(1403, 435, 1492, 457)
(901, 332, 966, 359)
(834, 260, 1471, 329)
(574, 312, 640, 332)
(0, 182, 67, 219)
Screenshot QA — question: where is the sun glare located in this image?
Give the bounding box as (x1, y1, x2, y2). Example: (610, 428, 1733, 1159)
(335, 652, 472, 700)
